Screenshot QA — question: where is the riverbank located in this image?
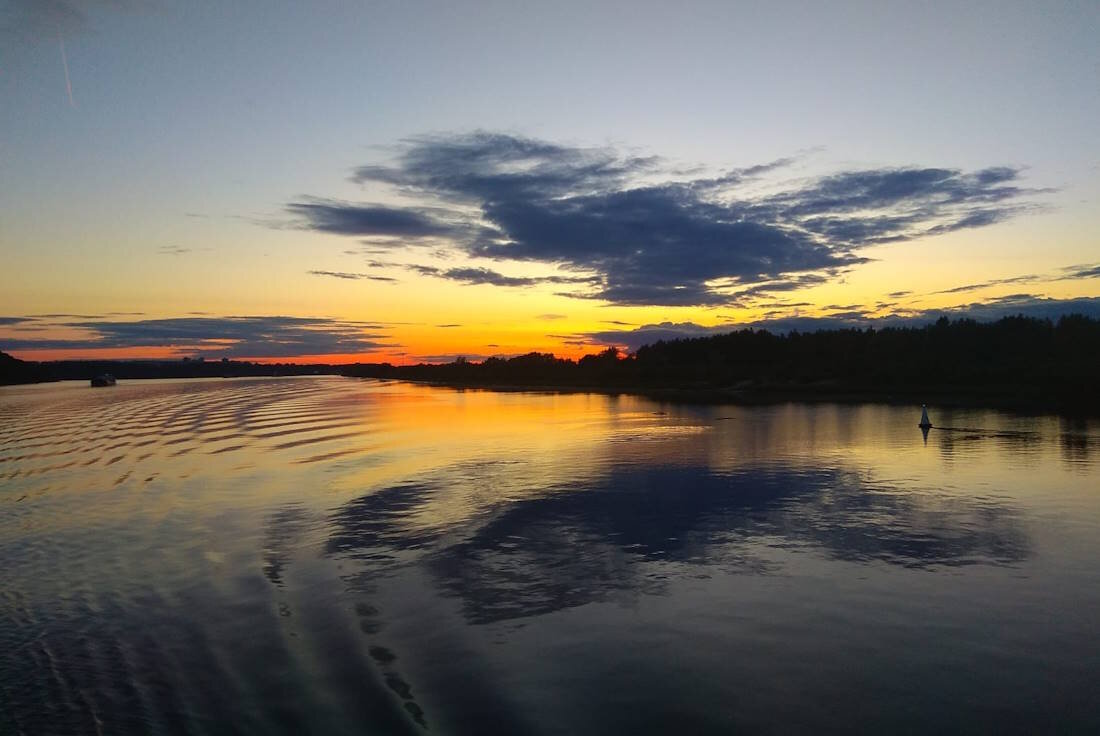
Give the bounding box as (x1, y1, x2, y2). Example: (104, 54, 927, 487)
(352, 375, 1100, 416)
(0, 351, 341, 386)
(4, 354, 1091, 415)
(340, 316, 1100, 416)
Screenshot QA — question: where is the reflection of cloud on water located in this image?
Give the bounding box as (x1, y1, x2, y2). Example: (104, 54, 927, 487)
(432, 466, 1030, 624)
(326, 481, 443, 564)
(324, 463, 1032, 626)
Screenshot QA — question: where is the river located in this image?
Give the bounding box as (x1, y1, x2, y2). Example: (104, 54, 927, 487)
(2, 377, 1097, 734)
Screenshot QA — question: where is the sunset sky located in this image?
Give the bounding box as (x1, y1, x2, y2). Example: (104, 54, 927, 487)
(2, 0, 1098, 363)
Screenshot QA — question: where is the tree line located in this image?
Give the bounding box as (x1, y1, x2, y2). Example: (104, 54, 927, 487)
(342, 315, 1100, 411)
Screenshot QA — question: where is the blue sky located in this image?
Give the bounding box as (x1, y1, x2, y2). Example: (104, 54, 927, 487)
(1, 0, 1097, 360)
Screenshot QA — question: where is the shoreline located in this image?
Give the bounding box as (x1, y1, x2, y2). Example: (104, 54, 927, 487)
(354, 376, 1100, 417)
(4, 369, 1095, 417)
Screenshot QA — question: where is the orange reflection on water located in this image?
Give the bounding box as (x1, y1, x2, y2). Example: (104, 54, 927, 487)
(1, 377, 1096, 541)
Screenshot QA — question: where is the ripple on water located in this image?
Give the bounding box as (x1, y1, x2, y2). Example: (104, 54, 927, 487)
(0, 379, 380, 495)
(2, 378, 1099, 735)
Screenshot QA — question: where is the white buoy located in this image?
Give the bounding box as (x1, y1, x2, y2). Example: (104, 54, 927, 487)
(919, 404, 932, 428)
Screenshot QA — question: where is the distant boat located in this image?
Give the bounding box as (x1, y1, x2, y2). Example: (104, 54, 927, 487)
(919, 404, 932, 429)
(90, 373, 117, 387)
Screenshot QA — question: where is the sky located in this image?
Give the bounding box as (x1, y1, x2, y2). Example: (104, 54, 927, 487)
(1, 0, 1098, 363)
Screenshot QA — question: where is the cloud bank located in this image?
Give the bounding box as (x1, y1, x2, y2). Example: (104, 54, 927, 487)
(585, 296, 1100, 351)
(0, 316, 395, 358)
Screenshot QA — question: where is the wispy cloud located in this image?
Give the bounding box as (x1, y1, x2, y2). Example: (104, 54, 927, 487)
(308, 270, 397, 282)
(933, 262, 1100, 294)
(933, 274, 1043, 294)
(289, 132, 1049, 307)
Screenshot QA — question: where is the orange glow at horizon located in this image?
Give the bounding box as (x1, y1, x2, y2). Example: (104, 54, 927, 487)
(4, 343, 605, 365)
(2, 254, 1098, 366)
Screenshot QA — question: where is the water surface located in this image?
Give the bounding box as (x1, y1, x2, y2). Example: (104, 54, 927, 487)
(2, 377, 1098, 733)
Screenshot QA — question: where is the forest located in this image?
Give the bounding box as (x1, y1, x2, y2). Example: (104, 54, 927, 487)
(342, 315, 1100, 412)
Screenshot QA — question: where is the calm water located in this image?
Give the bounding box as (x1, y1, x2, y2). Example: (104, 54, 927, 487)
(2, 377, 1098, 734)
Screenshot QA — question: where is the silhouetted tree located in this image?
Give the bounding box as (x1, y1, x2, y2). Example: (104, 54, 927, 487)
(342, 315, 1100, 412)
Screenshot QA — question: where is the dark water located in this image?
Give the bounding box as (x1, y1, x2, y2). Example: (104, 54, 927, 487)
(2, 377, 1098, 734)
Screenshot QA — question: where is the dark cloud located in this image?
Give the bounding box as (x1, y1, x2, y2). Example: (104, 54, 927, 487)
(292, 132, 1046, 307)
(409, 265, 597, 288)
(436, 324, 462, 328)
(584, 296, 1100, 351)
(473, 191, 861, 306)
(308, 270, 397, 282)
(536, 313, 566, 320)
(1, 316, 396, 358)
(887, 290, 912, 298)
(157, 245, 192, 256)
